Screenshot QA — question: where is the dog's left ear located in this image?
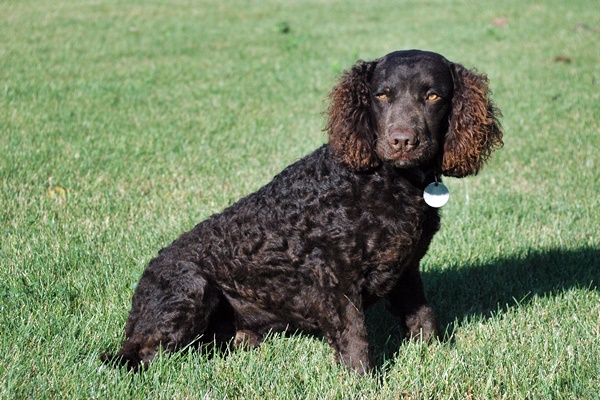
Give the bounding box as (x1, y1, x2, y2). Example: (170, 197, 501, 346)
(441, 63, 503, 178)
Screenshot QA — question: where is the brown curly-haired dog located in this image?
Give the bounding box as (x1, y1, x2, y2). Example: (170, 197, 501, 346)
(103, 50, 503, 374)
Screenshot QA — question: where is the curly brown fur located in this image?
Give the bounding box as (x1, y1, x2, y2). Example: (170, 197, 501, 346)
(325, 60, 380, 171)
(441, 64, 504, 177)
(103, 50, 502, 375)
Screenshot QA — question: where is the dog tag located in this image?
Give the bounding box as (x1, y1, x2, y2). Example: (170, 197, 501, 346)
(423, 181, 449, 208)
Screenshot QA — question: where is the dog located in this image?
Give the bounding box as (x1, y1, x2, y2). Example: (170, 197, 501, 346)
(103, 50, 502, 374)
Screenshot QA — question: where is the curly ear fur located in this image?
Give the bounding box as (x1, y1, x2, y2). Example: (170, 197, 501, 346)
(325, 60, 379, 171)
(442, 63, 503, 178)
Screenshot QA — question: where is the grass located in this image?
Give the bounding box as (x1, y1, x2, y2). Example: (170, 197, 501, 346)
(1, 0, 599, 398)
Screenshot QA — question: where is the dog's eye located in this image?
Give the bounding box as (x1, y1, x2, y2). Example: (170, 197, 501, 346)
(375, 93, 388, 101)
(426, 93, 440, 101)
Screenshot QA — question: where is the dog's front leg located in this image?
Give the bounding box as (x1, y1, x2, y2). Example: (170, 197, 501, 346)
(323, 296, 372, 375)
(386, 264, 440, 341)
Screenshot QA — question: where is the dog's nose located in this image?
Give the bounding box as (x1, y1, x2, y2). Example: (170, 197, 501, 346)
(389, 131, 418, 152)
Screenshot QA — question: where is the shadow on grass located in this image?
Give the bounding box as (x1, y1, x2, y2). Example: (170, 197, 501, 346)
(366, 246, 600, 368)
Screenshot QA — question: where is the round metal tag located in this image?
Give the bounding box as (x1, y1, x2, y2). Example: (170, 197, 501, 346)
(423, 181, 450, 208)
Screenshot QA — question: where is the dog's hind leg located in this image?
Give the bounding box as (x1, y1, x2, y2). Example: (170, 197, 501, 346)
(105, 260, 222, 370)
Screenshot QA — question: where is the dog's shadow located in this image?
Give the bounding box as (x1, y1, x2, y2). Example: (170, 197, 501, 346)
(366, 246, 600, 369)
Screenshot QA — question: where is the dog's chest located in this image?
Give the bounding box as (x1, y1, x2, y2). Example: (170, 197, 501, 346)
(355, 180, 439, 295)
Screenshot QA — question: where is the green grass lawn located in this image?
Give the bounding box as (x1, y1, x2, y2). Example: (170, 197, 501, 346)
(1, 0, 599, 398)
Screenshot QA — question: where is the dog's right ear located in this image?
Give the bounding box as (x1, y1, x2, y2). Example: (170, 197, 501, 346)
(325, 60, 379, 171)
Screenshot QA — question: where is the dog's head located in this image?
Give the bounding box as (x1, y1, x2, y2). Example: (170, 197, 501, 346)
(325, 50, 503, 177)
